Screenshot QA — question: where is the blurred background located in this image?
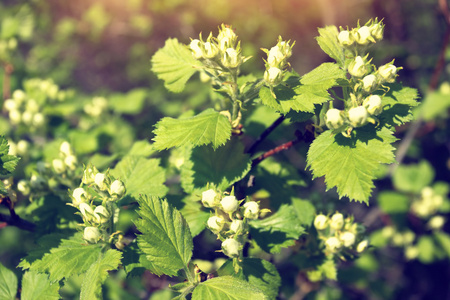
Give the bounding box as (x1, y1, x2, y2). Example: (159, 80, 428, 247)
(1, 0, 450, 299)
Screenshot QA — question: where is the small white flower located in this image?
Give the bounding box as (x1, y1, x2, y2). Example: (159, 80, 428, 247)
(378, 63, 397, 83)
(79, 203, 95, 221)
(348, 56, 368, 78)
(60, 141, 72, 156)
(12, 90, 26, 103)
(83, 227, 101, 244)
(95, 173, 107, 191)
(356, 240, 369, 253)
(3, 99, 17, 111)
(32, 113, 45, 127)
(30, 174, 46, 189)
(325, 237, 342, 253)
(52, 158, 66, 174)
(314, 214, 328, 230)
(94, 205, 110, 224)
(428, 215, 445, 230)
(16, 140, 29, 155)
(348, 106, 369, 127)
(221, 238, 240, 257)
(404, 246, 419, 260)
(17, 180, 30, 195)
(340, 231, 356, 247)
(243, 201, 259, 219)
(203, 41, 219, 59)
(64, 155, 77, 170)
(189, 39, 203, 59)
(222, 48, 240, 69)
(9, 110, 21, 124)
(363, 95, 383, 116)
(110, 180, 125, 197)
(221, 195, 239, 213)
(338, 30, 354, 46)
(72, 187, 88, 206)
(230, 219, 245, 233)
(264, 67, 283, 86)
(362, 74, 377, 92)
(330, 213, 344, 230)
(207, 216, 225, 232)
(355, 26, 373, 45)
(325, 109, 345, 130)
(267, 45, 284, 68)
(22, 111, 33, 125)
(201, 189, 218, 208)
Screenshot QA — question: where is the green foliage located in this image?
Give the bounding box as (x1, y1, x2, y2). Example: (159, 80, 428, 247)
(191, 276, 267, 300)
(135, 196, 193, 276)
(152, 109, 232, 150)
(0, 136, 19, 175)
(307, 127, 397, 204)
(21, 271, 60, 300)
(315, 26, 345, 67)
(151, 38, 202, 93)
(379, 84, 420, 128)
(0, 262, 17, 300)
(392, 160, 434, 193)
(377, 192, 410, 214)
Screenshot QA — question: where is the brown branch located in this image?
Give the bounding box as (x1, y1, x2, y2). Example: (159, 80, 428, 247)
(2, 63, 14, 101)
(251, 133, 302, 168)
(246, 115, 285, 155)
(0, 195, 36, 232)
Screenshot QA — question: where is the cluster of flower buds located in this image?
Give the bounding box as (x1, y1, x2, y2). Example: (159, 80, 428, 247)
(71, 164, 126, 244)
(3, 90, 45, 129)
(381, 226, 419, 260)
(314, 212, 368, 255)
(337, 19, 384, 54)
(7, 139, 30, 157)
(201, 188, 269, 259)
(24, 78, 69, 102)
(411, 186, 445, 218)
(261, 36, 294, 87)
(189, 24, 249, 72)
(0, 37, 18, 61)
(52, 141, 78, 174)
(84, 96, 109, 118)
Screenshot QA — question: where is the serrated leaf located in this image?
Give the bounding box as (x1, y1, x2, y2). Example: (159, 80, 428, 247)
(153, 109, 232, 150)
(21, 271, 60, 300)
(291, 198, 316, 226)
(0, 262, 18, 300)
(392, 160, 434, 193)
(169, 195, 209, 237)
(135, 196, 193, 276)
(191, 276, 267, 300)
(151, 38, 202, 93)
(316, 26, 345, 66)
(250, 204, 305, 254)
(29, 233, 102, 282)
(180, 138, 251, 193)
(218, 258, 281, 300)
(111, 156, 168, 204)
(307, 127, 397, 203)
(379, 84, 419, 129)
(259, 64, 346, 114)
(0, 136, 20, 176)
(80, 249, 122, 300)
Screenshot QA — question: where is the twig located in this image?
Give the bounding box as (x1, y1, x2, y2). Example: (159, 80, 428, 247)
(0, 195, 36, 232)
(2, 63, 14, 101)
(251, 136, 301, 168)
(246, 115, 285, 155)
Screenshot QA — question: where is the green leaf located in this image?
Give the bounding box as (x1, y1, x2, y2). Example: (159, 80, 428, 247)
(218, 258, 281, 300)
(307, 127, 397, 203)
(419, 90, 450, 121)
(180, 138, 251, 192)
(250, 204, 305, 254)
(151, 38, 202, 93)
(377, 191, 410, 214)
(21, 271, 60, 300)
(379, 84, 420, 129)
(80, 249, 122, 300)
(291, 198, 316, 226)
(392, 160, 434, 193)
(417, 235, 435, 264)
(111, 156, 168, 205)
(191, 276, 267, 300)
(29, 233, 103, 282)
(170, 195, 209, 237)
(259, 64, 346, 114)
(109, 88, 148, 114)
(127, 140, 156, 157)
(153, 109, 232, 150)
(315, 26, 345, 67)
(0, 136, 20, 176)
(0, 262, 18, 300)
(135, 196, 193, 276)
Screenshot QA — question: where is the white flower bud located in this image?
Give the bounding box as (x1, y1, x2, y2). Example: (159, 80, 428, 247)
(110, 180, 125, 197)
(264, 67, 283, 86)
(201, 189, 218, 208)
(222, 48, 241, 69)
(404, 246, 419, 260)
(83, 227, 101, 244)
(16, 140, 29, 155)
(381, 226, 394, 238)
(363, 95, 383, 116)
(217, 25, 237, 48)
(230, 219, 245, 233)
(378, 63, 397, 83)
(203, 41, 219, 59)
(207, 215, 225, 232)
(189, 39, 203, 59)
(348, 56, 368, 78)
(12, 90, 26, 103)
(348, 106, 369, 127)
(64, 155, 77, 170)
(94, 205, 110, 224)
(221, 195, 239, 213)
(355, 26, 373, 45)
(52, 158, 66, 174)
(362, 74, 377, 92)
(3, 99, 17, 111)
(72, 187, 88, 206)
(221, 238, 240, 258)
(330, 213, 344, 230)
(356, 240, 369, 253)
(79, 203, 95, 221)
(314, 214, 328, 230)
(338, 30, 354, 47)
(95, 173, 107, 191)
(325, 237, 342, 253)
(22, 111, 33, 125)
(17, 180, 30, 195)
(370, 23, 384, 41)
(340, 231, 356, 247)
(267, 45, 284, 68)
(325, 108, 345, 130)
(9, 110, 21, 124)
(26, 99, 39, 113)
(60, 141, 72, 156)
(243, 201, 259, 219)
(428, 216, 445, 230)
(33, 113, 45, 127)
(82, 166, 97, 185)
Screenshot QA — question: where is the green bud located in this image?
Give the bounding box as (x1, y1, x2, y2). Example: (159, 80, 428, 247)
(95, 173, 107, 191)
(363, 95, 383, 116)
(110, 180, 125, 198)
(369, 23, 384, 41)
(230, 219, 245, 234)
(314, 214, 328, 230)
(207, 215, 225, 232)
(348, 106, 369, 127)
(325, 108, 345, 130)
(83, 226, 101, 244)
(362, 74, 377, 92)
(243, 201, 259, 219)
(348, 56, 368, 78)
(330, 213, 344, 230)
(94, 205, 111, 224)
(220, 195, 239, 213)
(378, 63, 397, 83)
(201, 189, 218, 208)
(72, 187, 88, 206)
(338, 30, 354, 47)
(356, 240, 369, 253)
(222, 48, 241, 69)
(79, 203, 96, 222)
(52, 158, 66, 174)
(203, 41, 219, 59)
(221, 238, 240, 258)
(264, 67, 283, 86)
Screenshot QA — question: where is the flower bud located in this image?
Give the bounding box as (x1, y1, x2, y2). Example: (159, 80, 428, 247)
(110, 180, 125, 197)
(325, 108, 345, 130)
(84, 227, 101, 244)
(16, 140, 29, 155)
(201, 189, 218, 208)
(404, 246, 419, 260)
(221, 238, 240, 258)
(314, 214, 328, 230)
(64, 155, 77, 170)
(378, 63, 397, 83)
(12, 90, 26, 103)
(348, 56, 368, 78)
(9, 110, 21, 124)
(363, 95, 383, 116)
(189, 39, 203, 59)
(230, 219, 245, 233)
(267, 46, 285, 68)
(207, 215, 225, 232)
(17, 180, 30, 195)
(60, 141, 72, 156)
(222, 48, 241, 69)
(221, 195, 239, 213)
(203, 41, 219, 59)
(370, 23, 384, 41)
(243, 201, 259, 219)
(348, 106, 369, 127)
(95, 173, 107, 191)
(264, 67, 283, 86)
(356, 240, 369, 253)
(82, 166, 97, 185)
(33, 113, 45, 127)
(26, 99, 39, 113)
(217, 25, 237, 48)
(428, 215, 445, 230)
(338, 30, 354, 47)
(362, 74, 377, 92)
(94, 205, 111, 224)
(79, 203, 95, 221)
(52, 158, 66, 174)
(325, 237, 342, 253)
(355, 26, 374, 45)
(22, 111, 33, 125)
(3, 99, 16, 111)
(330, 213, 344, 230)
(340, 231, 356, 247)
(72, 187, 88, 206)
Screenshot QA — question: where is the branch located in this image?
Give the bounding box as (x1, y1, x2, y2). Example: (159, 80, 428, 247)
(2, 62, 14, 101)
(0, 195, 36, 232)
(246, 115, 285, 155)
